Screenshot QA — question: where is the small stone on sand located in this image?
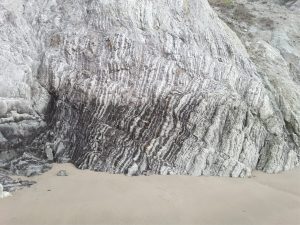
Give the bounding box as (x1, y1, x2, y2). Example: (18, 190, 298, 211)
(56, 170, 68, 176)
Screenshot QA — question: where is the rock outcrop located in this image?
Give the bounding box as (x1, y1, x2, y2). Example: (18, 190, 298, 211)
(209, 0, 300, 172)
(0, 0, 299, 177)
(0, 168, 36, 192)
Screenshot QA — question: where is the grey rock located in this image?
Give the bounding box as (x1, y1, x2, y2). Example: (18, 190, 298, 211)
(0, 184, 12, 198)
(10, 152, 52, 177)
(45, 143, 54, 161)
(0, 0, 299, 177)
(56, 170, 68, 176)
(0, 169, 36, 192)
(209, 0, 300, 173)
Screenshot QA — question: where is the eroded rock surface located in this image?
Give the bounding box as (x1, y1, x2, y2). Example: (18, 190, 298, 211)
(209, 0, 300, 172)
(0, 0, 299, 177)
(0, 168, 36, 192)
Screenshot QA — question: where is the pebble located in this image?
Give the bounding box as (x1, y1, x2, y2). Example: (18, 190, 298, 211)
(56, 170, 68, 176)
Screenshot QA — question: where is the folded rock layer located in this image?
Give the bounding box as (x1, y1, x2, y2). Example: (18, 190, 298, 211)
(0, 0, 299, 177)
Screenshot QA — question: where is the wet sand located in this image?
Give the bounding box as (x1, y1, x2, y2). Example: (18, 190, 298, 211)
(0, 163, 299, 225)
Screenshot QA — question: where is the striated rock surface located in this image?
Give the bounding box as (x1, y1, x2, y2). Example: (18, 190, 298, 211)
(209, 0, 300, 173)
(0, 173, 36, 193)
(9, 152, 52, 177)
(0, 0, 299, 177)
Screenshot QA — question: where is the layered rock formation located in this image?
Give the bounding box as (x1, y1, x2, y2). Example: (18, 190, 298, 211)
(209, 0, 300, 172)
(0, 0, 299, 178)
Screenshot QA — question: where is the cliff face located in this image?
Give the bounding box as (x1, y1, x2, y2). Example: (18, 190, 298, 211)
(209, 0, 300, 173)
(0, 0, 299, 177)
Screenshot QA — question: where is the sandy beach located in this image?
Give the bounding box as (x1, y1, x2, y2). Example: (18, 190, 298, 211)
(0, 164, 299, 225)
